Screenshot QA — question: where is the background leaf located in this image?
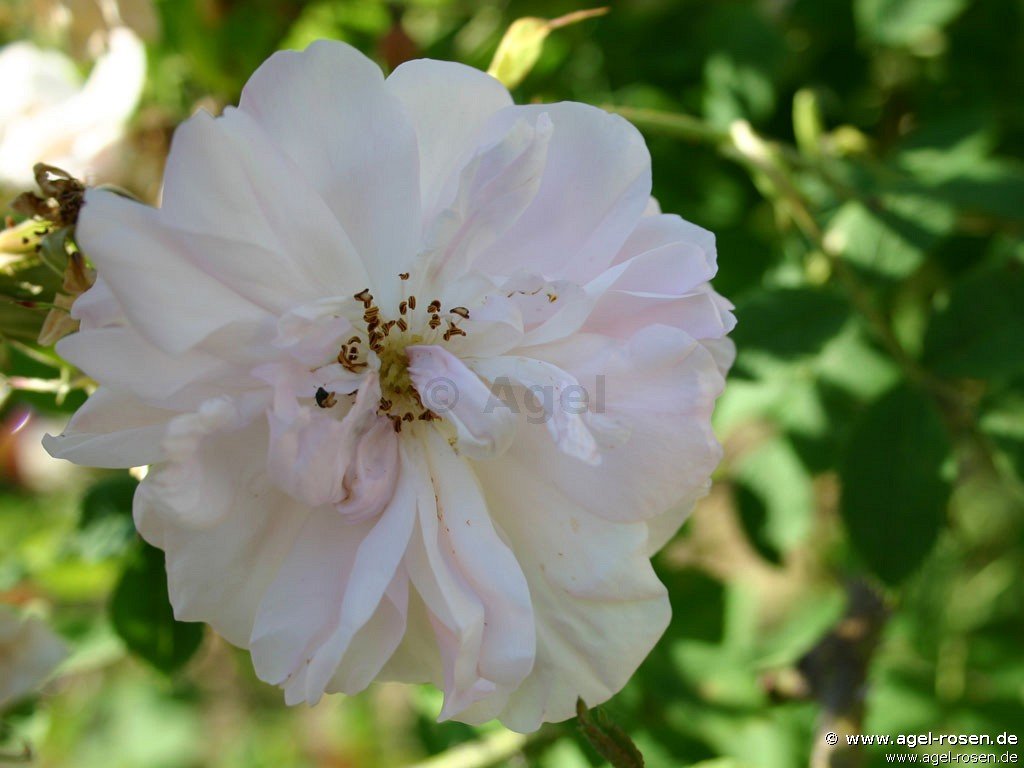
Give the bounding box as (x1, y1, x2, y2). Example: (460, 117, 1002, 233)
(840, 385, 952, 584)
(923, 261, 1024, 380)
(110, 542, 204, 674)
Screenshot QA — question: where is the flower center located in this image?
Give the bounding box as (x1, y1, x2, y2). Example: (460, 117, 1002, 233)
(327, 280, 471, 433)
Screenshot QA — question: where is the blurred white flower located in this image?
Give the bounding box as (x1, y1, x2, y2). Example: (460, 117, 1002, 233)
(0, 606, 66, 708)
(45, 41, 734, 731)
(0, 27, 145, 188)
(34, 0, 159, 60)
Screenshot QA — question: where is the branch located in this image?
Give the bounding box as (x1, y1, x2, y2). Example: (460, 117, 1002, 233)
(406, 728, 528, 768)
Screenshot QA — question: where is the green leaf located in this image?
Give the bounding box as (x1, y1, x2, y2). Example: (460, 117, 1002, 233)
(80, 474, 137, 527)
(825, 196, 954, 278)
(733, 436, 814, 555)
(732, 288, 850, 364)
(110, 542, 204, 674)
(77, 474, 139, 561)
(487, 8, 608, 89)
(923, 262, 1024, 380)
(839, 385, 952, 584)
(979, 385, 1024, 488)
(855, 0, 969, 47)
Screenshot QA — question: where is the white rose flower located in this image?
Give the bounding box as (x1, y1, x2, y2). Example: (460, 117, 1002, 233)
(0, 27, 145, 188)
(45, 41, 734, 731)
(0, 606, 66, 708)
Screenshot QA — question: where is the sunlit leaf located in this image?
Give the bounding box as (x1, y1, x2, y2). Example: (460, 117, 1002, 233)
(825, 196, 954, 278)
(924, 262, 1024, 380)
(732, 288, 849, 365)
(733, 436, 814, 555)
(855, 0, 969, 47)
(76, 474, 138, 561)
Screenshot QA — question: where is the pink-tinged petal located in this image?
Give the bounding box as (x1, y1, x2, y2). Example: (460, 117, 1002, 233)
(271, 299, 355, 368)
(418, 114, 552, 289)
(471, 453, 670, 732)
(70, 277, 122, 330)
(326, 574, 409, 696)
(440, 290, 524, 359)
(502, 272, 594, 348)
(265, 387, 380, 509)
(504, 324, 726, 524)
(422, 429, 535, 690)
(470, 356, 600, 465)
(249, 510, 374, 691)
(645, 500, 696, 556)
(134, 418, 311, 647)
(377, 589, 444, 687)
(56, 326, 245, 407)
(504, 214, 723, 347)
(703, 336, 737, 376)
(160, 108, 370, 309)
(403, 432, 534, 722)
(472, 102, 651, 284)
(386, 59, 512, 214)
(406, 345, 516, 459)
(585, 283, 736, 342)
(43, 386, 175, 468)
(76, 189, 270, 354)
(140, 393, 270, 528)
(251, 441, 416, 703)
(610, 213, 717, 280)
(238, 41, 420, 308)
(335, 418, 401, 523)
(298, 443, 417, 703)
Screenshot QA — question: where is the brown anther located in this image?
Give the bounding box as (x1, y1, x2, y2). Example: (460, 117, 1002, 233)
(396, 318, 408, 332)
(392, 418, 402, 433)
(347, 336, 361, 345)
(449, 306, 470, 319)
(427, 299, 441, 313)
(443, 322, 467, 341)
(547, 293, 558, 303)
(399, 272, 410, 280)
(379, 398, 393, 411)
(408, 296, 417, 310)
(354, 289, 373, 303)
(402, 413, 415, 422)
(399, 301, 408, 315)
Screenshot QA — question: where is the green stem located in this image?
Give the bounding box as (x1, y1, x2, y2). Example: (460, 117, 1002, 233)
(603, 104, 729, 146)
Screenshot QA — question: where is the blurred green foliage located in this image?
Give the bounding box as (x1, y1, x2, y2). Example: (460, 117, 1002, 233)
(1, 0, 1022, 766)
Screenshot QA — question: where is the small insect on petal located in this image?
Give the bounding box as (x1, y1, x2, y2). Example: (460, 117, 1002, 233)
(314, 387, 337, 408)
